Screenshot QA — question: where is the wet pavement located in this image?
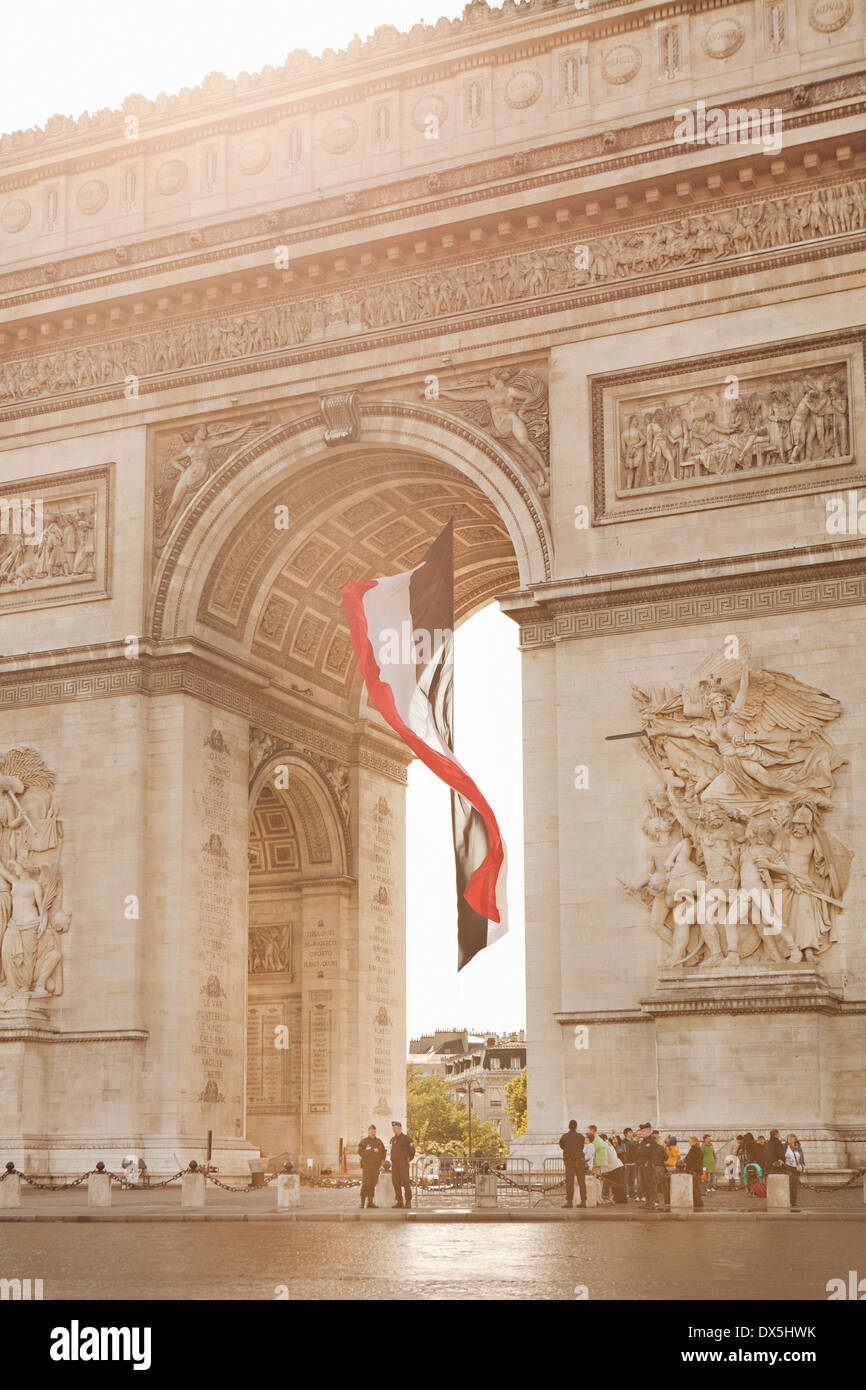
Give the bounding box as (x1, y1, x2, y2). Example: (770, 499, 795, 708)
(0, 1218, 861, 1299)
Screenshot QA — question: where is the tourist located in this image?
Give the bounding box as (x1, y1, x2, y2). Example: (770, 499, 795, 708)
(619, 1127, 639, 1199)
(740, 1132, 763, 1187)
(664, 1135, 680, 1170)
(357, 1124, 386, 1209)
(683, 1137, 704, 1210)
(785, 1134, 806, 1211)
(599, 1132, 627, 1204)
(763, 1128, 786, 1180)
(389, 1121, 415, 1208)
(701, 1135, 717, 1192)
(558, 1119, 587, 1209)
(651, 1131, 670, 1205)
(721, 1135, 742, 1188)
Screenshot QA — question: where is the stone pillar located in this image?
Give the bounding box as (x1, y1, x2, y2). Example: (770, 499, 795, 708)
(276, 1173, 300, 1209)
(584, 1172, 599, 1207)
(475, 1173, 498, 1208)
(670, 1172, 694, 1210)
(87, 1171, 111, 1207)
(0, 1173, 21, 1208)
(182, 1171, 206, 1207)
(767, 1173, 791, 1210)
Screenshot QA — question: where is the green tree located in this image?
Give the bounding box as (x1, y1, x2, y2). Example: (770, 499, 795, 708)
(406, 1066, 507, 1157)
(505, 1067, 527, 1137)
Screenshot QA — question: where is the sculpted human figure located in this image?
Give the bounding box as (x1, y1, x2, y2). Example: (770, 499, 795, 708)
(625, 643, 851, 974)
(159, 418, 267, 538)
(620, 413, 646, 488)
(438, 372, 549, 490)
(0, 859, 45, 997)
(693, 805, 741, 967)
(777, 806, 843, 962)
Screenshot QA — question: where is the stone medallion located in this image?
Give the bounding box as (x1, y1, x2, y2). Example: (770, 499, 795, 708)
(322, 117, 358, 155)
(808, 0, 853, 31)
(155, 159, 188, 196)
(1, 198, 31, 234)
(238, 139, 271, 175)
(412, 93, 448, 132)
(76, 179, 109, 214)
(504, 69, 543, 109)
(601, 44, 642, 85)
(702, 18, 746, 58)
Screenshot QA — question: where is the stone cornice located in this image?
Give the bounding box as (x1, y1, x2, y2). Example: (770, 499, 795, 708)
(506, 545, 866, 646)
(0, 0, 745, 166)
(0, 645, 411, 779)
(0, 1028, 149, 1044)
(2, 165, 864, 425)
(2, 68, 863, 310)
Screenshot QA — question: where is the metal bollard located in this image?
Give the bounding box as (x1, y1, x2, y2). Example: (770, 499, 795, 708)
(88, 1164, 111, 1208)
(277, 1173, 300, 1209)
(669, 1172, 694, 1210)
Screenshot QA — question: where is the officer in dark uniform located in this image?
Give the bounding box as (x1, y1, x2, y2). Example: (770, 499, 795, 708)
(389, 1120, 415, 1208)
(357, 1124, 386, 1208)
(558, 1119, 587, 1208)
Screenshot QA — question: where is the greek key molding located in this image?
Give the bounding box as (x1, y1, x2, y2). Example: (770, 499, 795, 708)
(515, 553, 866, 647)
(0, 649, 409, 781)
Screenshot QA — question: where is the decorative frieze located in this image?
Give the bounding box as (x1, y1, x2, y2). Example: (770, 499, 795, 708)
(0, 464, 111, 613)
(2, 172, 864, 416)
(594, 332, 865, 523)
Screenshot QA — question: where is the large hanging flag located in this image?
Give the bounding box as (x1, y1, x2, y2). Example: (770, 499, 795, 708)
(342, 520, 507, 969)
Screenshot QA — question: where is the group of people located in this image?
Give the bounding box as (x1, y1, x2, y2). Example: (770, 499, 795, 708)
(357, 1121, 415, 1209)
(558, 1123, 807, 1211)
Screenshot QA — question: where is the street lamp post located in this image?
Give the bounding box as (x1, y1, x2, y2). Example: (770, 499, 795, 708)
(455, 1078, 485, 1163)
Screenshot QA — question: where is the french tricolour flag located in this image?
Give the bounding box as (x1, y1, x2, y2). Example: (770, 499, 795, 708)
(342, 520, 507, 969)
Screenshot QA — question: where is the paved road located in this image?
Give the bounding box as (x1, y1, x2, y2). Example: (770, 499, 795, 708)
(2, 1220, 861, 1299)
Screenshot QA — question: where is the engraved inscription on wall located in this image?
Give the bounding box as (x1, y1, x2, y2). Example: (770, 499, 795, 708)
(368, 795, 398, 1116)
(246, 1001, 289, 1108)
(308, 990, 331, 1113)
(193, 729, 236, 1111)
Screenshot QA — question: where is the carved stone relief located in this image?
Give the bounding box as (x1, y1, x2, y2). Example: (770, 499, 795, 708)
(153, 416, 271, 547)
(808, 0, 853, 33)
(0, 464, 110, 613)
(249, 922, 292, 974)
(620, 639, 852, 975)
(702, 18, 746, 59)
(615, 362, 852, 493)
(0, 747, 71, 1011)
(2, 174, 865, 413)
(425, 366, 549, 495)
(595, 335, 864, 522)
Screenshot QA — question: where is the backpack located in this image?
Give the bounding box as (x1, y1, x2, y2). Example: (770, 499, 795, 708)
(750, 1179, 767, 1198)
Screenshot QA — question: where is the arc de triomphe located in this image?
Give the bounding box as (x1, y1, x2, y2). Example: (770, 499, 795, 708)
(0, 0, 864, 1172)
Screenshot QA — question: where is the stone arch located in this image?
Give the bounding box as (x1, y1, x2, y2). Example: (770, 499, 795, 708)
(248, 746, 351, 878)
(149, 400, 552, 649)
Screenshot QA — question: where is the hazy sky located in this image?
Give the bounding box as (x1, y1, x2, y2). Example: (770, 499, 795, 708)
(1, 0, 467, 134)
(1, 0, 527, 1037)
(406, 604, 525, 1038)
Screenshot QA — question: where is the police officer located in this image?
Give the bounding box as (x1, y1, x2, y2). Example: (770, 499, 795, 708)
(389, 1120, 415, 1208)
(558, 1119, 587, 1209)
(357, 1124, 386, 1209)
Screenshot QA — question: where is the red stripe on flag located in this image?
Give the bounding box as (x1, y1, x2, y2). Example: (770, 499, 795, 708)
(342, 579, 504, 923)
